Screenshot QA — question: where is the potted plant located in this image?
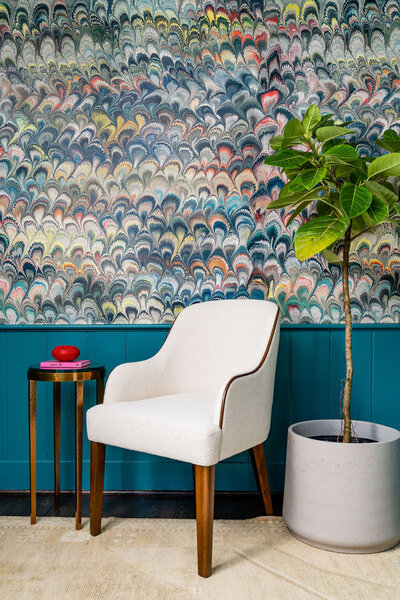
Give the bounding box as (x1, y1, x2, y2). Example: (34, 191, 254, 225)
(264, 105, 400, 552)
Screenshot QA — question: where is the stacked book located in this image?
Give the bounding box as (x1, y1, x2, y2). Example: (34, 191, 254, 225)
(40, 360, 91, 369)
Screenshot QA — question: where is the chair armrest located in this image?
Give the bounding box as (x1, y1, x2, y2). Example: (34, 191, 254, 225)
(104, 354, 168, 403)
(217, 312, 280, 461)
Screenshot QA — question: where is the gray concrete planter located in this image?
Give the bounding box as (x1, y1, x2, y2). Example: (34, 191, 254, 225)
(282, 420, 400, 553)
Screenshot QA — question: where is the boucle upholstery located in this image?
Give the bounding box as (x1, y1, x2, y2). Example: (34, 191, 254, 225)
(87, 393, 222, 465)
(86, 299, 280, 466)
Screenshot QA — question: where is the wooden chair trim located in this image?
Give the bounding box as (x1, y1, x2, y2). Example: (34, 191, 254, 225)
(94, 302, 279, 431)
(218, 306, 280, 429)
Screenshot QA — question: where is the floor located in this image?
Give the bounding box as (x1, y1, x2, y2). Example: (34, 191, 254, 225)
(3, 515, 398, 600)
(0, 491, 283, 519)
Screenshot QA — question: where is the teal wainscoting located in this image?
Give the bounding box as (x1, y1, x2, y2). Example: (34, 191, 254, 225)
(0, 324, 399, 492)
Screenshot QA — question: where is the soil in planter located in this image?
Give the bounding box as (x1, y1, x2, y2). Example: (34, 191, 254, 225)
(310, 435, 376, 443)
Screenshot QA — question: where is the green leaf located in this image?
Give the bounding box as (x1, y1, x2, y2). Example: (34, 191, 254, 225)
(376, 130, 400, 153)
(279, 181, 301, 198)
(301, 168, 327, 190)
(340, 183, 372, 218)
(283, 168, 301, 180)
(380, 180, 398, 192)
(283, 119, 304, 138)
(284, 118, 304, 138)
(364, 180, 398, 205)
(322, 248, 341, 264)
(322, 138, 345, 152)
(315, 126, 355, 143)
(281, 137, 305, 150)
(268, 186, 322, 209)
(268, 183, 303, 208)
(287, 176, 306, 193)
(382, 130, 400, 141)
(392, 202, 400, 217)
(323, 144, 361, 169)
(267, 196, 296, 209)
(294, 216, 350, 261)
(264, 150, 311, 168)
(281, 119, 305, 149)
(367, 153, 400, 179)
(302, 105, 320, 132)
(330, 191, 340, 204)
(352, 215, 367, 233)
(317, 191, 340, 217)
(317, 199, 332, 216)
(333, 164, 361, 178)
(325, 144, 358, 159)
(283, 163, 314, 179)
(383, 217, 400, 225)
(365, 196, 388, 225)
(311, 114, 334, 135)
(375, 141, 400, 153)
(270, 134, 283, 150)
(286, 201, 309, 225)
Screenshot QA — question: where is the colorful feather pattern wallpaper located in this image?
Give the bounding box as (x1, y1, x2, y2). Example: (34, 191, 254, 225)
(0, 0, 400, 324)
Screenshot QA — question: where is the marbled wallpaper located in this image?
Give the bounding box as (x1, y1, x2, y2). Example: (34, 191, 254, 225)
(0, 0, 399, 324)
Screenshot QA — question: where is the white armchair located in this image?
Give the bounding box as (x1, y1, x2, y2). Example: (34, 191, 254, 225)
(87, 299, 280, 577)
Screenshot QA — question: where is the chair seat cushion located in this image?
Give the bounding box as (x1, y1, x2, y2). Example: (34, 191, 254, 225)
(86, 394, 222, 466)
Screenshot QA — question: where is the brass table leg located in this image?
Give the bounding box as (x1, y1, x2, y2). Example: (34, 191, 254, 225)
(29, 380, 37, 525)
(53, 382, 61, 516)
(75, 380, 84, 530)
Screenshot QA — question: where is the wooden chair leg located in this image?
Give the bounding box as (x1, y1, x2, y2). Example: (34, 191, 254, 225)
(249, 443, 273, 515)
(90, 441, 106, 536)
(195, 465, 215, 578)
(192, 464, 196, 495)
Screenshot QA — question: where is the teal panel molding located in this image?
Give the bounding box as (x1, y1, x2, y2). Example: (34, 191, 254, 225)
(0, 325, 399, 492)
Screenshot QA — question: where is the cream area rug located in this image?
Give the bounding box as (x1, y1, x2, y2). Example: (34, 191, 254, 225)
(0, 516, 399, 600)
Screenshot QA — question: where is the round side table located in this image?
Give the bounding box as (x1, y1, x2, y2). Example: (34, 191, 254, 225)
(27, 364, 106, 530)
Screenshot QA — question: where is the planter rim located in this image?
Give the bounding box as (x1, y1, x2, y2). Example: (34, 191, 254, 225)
(288, 419, 400, 445)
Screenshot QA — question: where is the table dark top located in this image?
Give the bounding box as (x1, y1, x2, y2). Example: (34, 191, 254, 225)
(28, 364, 105, 377)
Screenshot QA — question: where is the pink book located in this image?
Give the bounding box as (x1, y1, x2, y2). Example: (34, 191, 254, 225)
(40, 360, 91, 369)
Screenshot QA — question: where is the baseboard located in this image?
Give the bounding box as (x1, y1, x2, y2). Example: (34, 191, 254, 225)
(0, 460, 286, 492)
(0, 489, 283, 496)
(0, 489, 284, 518)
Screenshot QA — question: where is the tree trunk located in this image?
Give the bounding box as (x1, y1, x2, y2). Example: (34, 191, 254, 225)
(342, 224, 353, 443)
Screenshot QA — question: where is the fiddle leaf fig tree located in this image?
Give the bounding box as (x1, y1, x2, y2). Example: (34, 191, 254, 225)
(265, 105, 400, 442)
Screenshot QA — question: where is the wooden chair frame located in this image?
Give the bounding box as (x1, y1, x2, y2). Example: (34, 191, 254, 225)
(90, 441, 273, 578)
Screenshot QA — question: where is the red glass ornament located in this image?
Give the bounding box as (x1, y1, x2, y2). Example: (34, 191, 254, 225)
(52, 345, 80, 361)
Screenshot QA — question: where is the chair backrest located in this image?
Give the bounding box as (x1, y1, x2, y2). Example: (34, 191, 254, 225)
(158, 299, 280, 396)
